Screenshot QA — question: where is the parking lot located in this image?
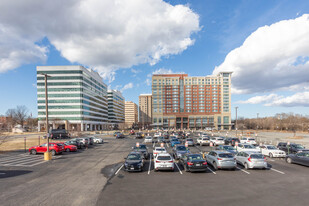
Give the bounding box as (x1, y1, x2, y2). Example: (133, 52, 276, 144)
(97, 133, 309, 206)
(0, 132, 308, 206)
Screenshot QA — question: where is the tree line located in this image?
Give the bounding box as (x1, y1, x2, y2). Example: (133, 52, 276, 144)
(236, 113, 309, 132)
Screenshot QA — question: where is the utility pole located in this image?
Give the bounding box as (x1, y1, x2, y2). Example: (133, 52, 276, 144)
(40, 73, 51, 160)
(235, 107, 238, 137)
(256, 113, 259, 132)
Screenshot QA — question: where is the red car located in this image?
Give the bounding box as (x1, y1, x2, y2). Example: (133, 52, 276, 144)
(29, 143, 64, 156)
(57, 142, 77, 152)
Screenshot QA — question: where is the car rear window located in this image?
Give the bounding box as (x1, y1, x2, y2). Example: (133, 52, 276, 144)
(156, 148, 165, 151)
(177, 146, 186, 151)
(244, 145, 254, 148)
(57, 144, 63, 146)
(250, 154, 264, 159)
(248, 138, 255, 141)
(189, 155, 203, 161)
(217, 138, 224, 141)
(127, 154, 141, 160)
(218, 153, 234, 158)
(157, 156, 171, 161)
(134, 145, 146, 149)
(187, 139, 193, 141)
(203, 138, 209, 140)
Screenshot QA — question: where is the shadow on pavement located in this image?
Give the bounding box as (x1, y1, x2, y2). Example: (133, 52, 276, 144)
(0, 170, 32, 179)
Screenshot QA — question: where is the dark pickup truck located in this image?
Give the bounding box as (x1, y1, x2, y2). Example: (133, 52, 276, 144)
(277, 142, 309, 154)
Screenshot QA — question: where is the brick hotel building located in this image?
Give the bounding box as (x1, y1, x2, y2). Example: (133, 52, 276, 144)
(151, 72, 232, 130)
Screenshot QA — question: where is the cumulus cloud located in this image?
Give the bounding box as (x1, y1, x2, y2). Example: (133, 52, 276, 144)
(265, 92, 309, 107)
(237, 94, 281, 104)
(0, 0, 200, 80)
(213, 14, 309, 94)
(120, 82, 134, 92)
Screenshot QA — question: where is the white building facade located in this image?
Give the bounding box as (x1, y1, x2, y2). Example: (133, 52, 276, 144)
(37, 65, 108, 131)
(107, 90, 125, 125)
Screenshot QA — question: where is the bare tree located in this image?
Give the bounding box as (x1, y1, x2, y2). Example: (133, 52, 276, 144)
(14, 105, 29, 127)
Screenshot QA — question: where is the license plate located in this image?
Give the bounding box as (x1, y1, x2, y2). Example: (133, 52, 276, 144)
(162, 165, 167, 167)
(196, 164, 201, 166)
(130, 167, 134, 170)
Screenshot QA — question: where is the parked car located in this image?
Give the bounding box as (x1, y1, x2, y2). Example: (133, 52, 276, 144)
(144, 136, 153, 143)
(210, 137, 225, 146)
(129, 130, 135, 135)
(135, 132, 144, 139)
(240, 137, 257, 145)
(116, 133, 125, 139)
(185, 138, 194, 146)
(206, 150, 236, 170)
(154, 153, 174, 172)
(180, 154, 207, 172)
(92, 137, 103, 144)
(158, 136, 166, 143)
(73, 138, 88, 148)
(171, 140, 181, 147)
(260, 145, 286, 158)
(277, 142, 309, 154)
(29, 143, 63, 156)
(113, 131, 121, 137)
(50, 129, 69, 139)
(65, 140, 82, 149)
(235, 151, 267, 170)
(153, 147, 167, 158)
(154, 133, 161, 138)
(173, 145, 190, 159)
(216, 145, 237, 155)
(85, 137, 94, 145)
(132, 144, 149, 159)
(197, 137, 210, 146)
(285, 151, 309, 166)
(124, 152, 144, 172)
(224, 137, 240, 146)
(235, 143, 260, 153)
(57, 142, 77, 152)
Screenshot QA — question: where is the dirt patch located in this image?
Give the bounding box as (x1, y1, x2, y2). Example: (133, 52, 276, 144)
(288, 136, 304, 139)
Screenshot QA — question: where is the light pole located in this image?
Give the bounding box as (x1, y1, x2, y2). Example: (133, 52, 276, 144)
(256, 113, 259, 132)
(40, 73, 52, 161)
(235, 107, 238, 137)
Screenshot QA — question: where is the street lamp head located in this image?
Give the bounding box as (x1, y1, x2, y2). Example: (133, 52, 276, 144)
(38, 73, 52, 78)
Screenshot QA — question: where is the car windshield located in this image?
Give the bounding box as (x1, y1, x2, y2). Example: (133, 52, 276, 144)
(294, 145, 305, 149)
(223, 146, 235, 150)
(244, 145, 255, 148)
(267, 146, 277, 150)
(177, 146, 187, 151)
(250, 154, 264, 159)
(248, 138, 255, 141)
(127, 154, 141, 160)
(156, 148, 165, 151)
(219, 153, 234, 158)
(189, 155, 203, 161)
(157, 156, 171, 161)
(187, 139, 193, 141)
(57, 143, 63, 146)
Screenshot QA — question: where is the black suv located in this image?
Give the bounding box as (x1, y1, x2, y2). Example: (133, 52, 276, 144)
(224, 138, 240, 146)
(277, 142, 309, 154)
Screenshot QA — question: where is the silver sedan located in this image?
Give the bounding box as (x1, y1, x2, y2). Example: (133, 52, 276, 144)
(235, 151, 268, 170)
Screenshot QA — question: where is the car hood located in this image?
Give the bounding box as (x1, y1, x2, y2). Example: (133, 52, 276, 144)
(177, 150, 189, 154)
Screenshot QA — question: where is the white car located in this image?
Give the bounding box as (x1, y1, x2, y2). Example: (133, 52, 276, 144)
(235, 143, 260, 153)
(240, 137, 257, 145)
(210, 137, 225, 146)
(260, 145, 286, 158)
(154, 133, 161, 138)
(197, 137, 210, 146)
(201, 133, 209, 138)
(144, 136, 153, 143)
(93, 137, 104, 144)
(154, 153, 174, 171)
(153, 147, 167, 158)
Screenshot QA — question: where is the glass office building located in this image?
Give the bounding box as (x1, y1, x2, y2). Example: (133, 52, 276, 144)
(107, 90, 125, 125)
(37, 65, 108, 131)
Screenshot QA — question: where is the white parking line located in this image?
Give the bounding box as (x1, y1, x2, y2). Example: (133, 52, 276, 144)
(236, 167, 250, 174)
(148, 154, 152, 175)
(175, 163, 183, 175)
(153, 143, 155, 148)
(115, 164, 124, 175)
(207, 167, 216, 175)
(166, 143, 169, 148)
(270, 168, 285, 174)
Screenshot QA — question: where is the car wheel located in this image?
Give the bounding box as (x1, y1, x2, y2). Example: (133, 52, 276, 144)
(213, 162, 218, 170)
(244, 163, 249, 170)
(269, 153, 273, 158)
(30, 149, 37, 155)
(66, 148, 70, 152)
(51, 150, 56, 156)
(286, 157, 292, 164)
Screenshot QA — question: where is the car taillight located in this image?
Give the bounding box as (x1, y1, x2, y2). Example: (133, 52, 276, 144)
(168, 160, 173, 163)
(217, 158, 222, 160)
(156, 161, 160, 163)
(202, 162, 207, 165)
(187, 162, 194, 165)
(248, 157, 252, 162)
